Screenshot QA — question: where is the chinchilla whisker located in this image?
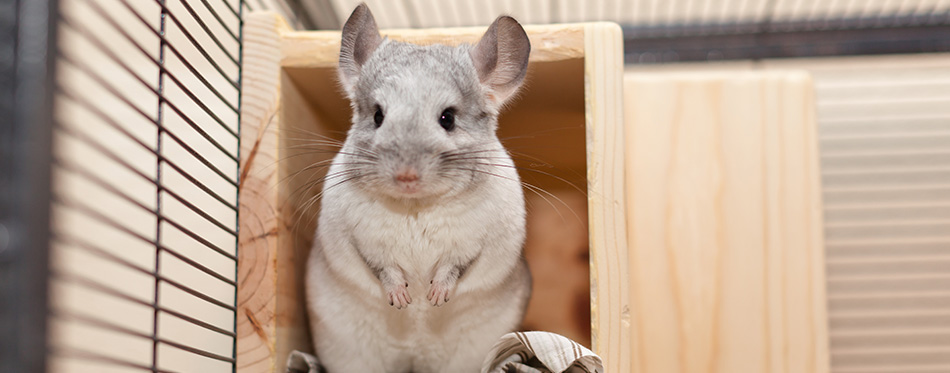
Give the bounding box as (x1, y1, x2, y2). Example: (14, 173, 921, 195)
(445, 147, 506, 154)
(440, 155, 556, 170)
(267, 159, 335, 192)
(273, 160, 374, 192)
(281, 138, 374, 153)
(292, 172, 366, 230)
(289, 170, 367, 233)
(264, 149, 376, 172)
(507, 148, 587, 182)
(251, 152, 373, 186)
(282, 126, 350, 143)
(296, 168, 363, 194)
(452, 166, 581, 224)
(283, 138, 344, 147)
(440, 148, 507, 160)
(467, 162, 586, 196)
(439, 155, 513, 163)
(283, 144, 344, 152)
(285, 169, 364, 210)
(296, 172, 367, 230)
(284, 144, 378, 158)
(287, 141, 379, 157)
(445, 147, 504, 154)
(450, 166, 517, 183)
(247, 148, 340, 178)
(504, 150, 560, 169)
(519, 182, 567, 222)
(270, 155, 371, 183)
(498, 126, 583, 141)
(285, 132, 379, 157)
(321, 172, 365, 198)
(285, 137, 345, 145)
(441, 148, 559, 172)
(286, 132, 345, 140)
(439, 156, 581, 195)
(517, 179, 582, 224)
(449, 154, 553, 163)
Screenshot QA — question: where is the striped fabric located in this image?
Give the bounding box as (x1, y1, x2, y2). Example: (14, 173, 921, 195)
(284, 332, 603, 373)
(481, 332, 603, 373)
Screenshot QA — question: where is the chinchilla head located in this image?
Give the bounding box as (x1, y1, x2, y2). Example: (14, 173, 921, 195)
(334, 3, 530, 201)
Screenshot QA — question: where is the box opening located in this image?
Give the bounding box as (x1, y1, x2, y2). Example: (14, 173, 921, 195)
(278, 57, 592, 351)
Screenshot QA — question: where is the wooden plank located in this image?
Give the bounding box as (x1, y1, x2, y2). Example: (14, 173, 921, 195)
(279, 23, 587, 68)
(236, 12, 292, 373)
(584, 22, 634, 373)
(622, 71, 829, 373)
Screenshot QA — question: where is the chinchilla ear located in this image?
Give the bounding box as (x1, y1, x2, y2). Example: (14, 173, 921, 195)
(469, 16, 531, 107)
(339, 3, 382, 93)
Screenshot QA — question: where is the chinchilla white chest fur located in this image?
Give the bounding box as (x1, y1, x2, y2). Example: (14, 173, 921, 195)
(305, 3, 532, 373)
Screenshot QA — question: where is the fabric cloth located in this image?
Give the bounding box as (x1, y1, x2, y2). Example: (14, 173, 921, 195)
(286, 350, 323, 373)
(285, 331, 603, 373)
(481, 332, 603, 373)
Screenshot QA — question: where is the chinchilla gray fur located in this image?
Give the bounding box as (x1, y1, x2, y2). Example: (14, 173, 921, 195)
(305, 3, 532, 373)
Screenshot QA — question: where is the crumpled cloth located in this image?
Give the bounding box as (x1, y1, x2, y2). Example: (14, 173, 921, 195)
(285, 331, 603, 373)
(481, 332, 603, 373)
(286, 350, 323, 373)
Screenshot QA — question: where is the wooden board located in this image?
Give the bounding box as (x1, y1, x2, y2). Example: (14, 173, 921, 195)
(278, 24, 587, 68)
(236, 12, 292, 373)
(237, 12, 630, 372)
(623, 71, 830, 373)
(584, 22, 633, 373)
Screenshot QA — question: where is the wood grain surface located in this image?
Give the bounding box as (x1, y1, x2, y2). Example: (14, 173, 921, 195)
(623, 71, 830, 373)
(237, 12, 293, 373)
(584, 21, 634, 373)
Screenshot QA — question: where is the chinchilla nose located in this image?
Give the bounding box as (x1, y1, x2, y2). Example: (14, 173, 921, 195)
(395, 167, 419, 183)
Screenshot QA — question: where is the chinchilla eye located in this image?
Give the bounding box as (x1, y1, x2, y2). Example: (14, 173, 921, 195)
(373, 106, 384, 128)
(439, 108, 455, 131)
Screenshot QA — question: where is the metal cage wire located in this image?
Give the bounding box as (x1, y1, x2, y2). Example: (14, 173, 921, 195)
(40, 0, 260, 370)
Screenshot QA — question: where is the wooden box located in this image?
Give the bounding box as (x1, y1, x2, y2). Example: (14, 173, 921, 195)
(236, 12, 628, 372)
